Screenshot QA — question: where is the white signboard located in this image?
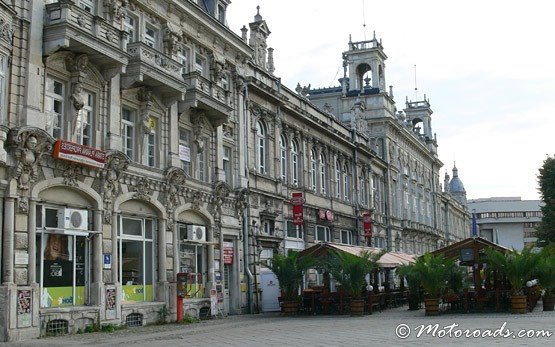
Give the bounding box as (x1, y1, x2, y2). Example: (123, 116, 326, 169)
(179, 145, 190, 162)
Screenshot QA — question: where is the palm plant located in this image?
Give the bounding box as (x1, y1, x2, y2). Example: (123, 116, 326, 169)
(396, 263, 421, 310)
(270, 251, 314, 301)
(412, 253, 453, 298)
(325, 250, 383, 300)
(534, 246, 555, 296)
(485, 248, 540, 295)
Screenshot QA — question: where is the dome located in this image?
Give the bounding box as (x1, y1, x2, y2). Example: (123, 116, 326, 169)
(449, 164, 465, 193)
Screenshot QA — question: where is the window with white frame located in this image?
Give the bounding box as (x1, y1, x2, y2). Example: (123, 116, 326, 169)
(78, 0, 95, 13)
(374, 236, 385, 249)
(217, 3, 226, 23)
(177, 47, 189, 75)
(335, 160, 341, 198)
(45, 77, 64, 139)
(262, 220, 275, 236)
(343, 164, 350, 202)
(75, 91, 93, 146)
(319, 153, 327, 195)
(119, 217, 155, 303)
(179, 128, 191, 175)
(310, 149, 317, 191)
(220, 73, 229, 90)
(223, 145, 232, 184)
(121, 108, 135, 160)
(360, 171, 368, 206)
(256, 120, 266, 173)
(196, 137, 207, 181)
(195, 52, 206, 76)
(280, 134, 287, 182)
(146, 118, 157, 167)
(144, 25, 158, 48)
(0, 54, 8, 123)
(340, 230, 354, 245)
(286, 220, 303, 239)
(124, 14, 137, 43)
(291, 139, 299, 185)
(315, 225, 331, 242)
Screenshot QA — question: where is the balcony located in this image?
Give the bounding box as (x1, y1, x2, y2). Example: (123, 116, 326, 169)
(43, 0, 128, 70)
(180, 72, 232, 127)
(122, 42, 186, 102)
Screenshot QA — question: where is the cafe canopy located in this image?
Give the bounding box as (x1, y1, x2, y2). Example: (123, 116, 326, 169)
(431, 236, 509, 265)
(298, 242, 416, 268)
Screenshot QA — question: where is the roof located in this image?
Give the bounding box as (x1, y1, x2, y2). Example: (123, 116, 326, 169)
(468, 198, 543, 213)
(298, 242, 416, 268)
(431, 236, 509, 260)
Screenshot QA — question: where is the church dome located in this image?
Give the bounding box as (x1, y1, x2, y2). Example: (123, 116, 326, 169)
(449, 164, 465, 193)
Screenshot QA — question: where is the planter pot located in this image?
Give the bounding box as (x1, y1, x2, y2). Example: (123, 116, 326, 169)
(510, 295, 527, 314)
(543, 295, 555, 311)
(424, 298, 440, 316)
(350, 299, 365, 316)
(281, 301, 299, 316)
(408, 294, 420, 311)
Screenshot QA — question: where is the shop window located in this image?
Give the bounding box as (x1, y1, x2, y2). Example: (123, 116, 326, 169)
(286, 220, 303, 239)
(36, 205, 89, 308)
(315, 225, 331, 242)
(119, 217, 155, 303)
(178, 224, 207, 298)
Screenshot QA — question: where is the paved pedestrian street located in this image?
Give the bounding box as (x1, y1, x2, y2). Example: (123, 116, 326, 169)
(8, 306, 554, 347)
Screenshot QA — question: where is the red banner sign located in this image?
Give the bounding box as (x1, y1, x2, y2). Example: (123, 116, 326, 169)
(363, 212, 372, 237)
(291, 192, 304, 226)
(53, 140, 106, 169)
(223, 242, 233, 265)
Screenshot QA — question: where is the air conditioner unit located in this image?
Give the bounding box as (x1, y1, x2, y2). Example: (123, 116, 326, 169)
(58, 208, 88, 231)
(187, 225, 206, 242)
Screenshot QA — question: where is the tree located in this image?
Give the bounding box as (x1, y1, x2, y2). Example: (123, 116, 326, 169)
(270, 251, 314, 301)
(537, 155, 555, 245)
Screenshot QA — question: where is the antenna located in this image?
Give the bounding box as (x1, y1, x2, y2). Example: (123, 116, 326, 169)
(362, 0, 367, 41)
(414, 64, 418, 100)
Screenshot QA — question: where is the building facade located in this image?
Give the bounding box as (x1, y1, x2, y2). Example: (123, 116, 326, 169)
(0, 1, 468, 341)
(468, 197, 543, 250)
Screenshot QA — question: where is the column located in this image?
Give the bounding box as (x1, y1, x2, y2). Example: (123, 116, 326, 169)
(215, 127, 225, 181)
(94, 210, 103, 284)
(207, 226, 215, 290)
(106, 74, 122, 151)
(27, 199, 37, 284)
(158, 219, 167, 283)
(2, 197, 15, 283)
(111, 212, 118, 283)
(168, 102, 181, 167)
(173, 222, 179, 280)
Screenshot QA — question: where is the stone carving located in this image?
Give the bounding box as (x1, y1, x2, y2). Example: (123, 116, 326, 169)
(138, 87, 154, 134)
(104, 0, 128, 23)
(6, 127, 55, 213)
(234, 188, 249, 222)
(164, 167, 187, 230)
(0, 18, 15, 45)
(133, 177, 152, 201)
(62, 163, 81, 187)
(101, 151, 130, 224)
(210, 52, 226, 83)
(65, 53, 88, 74)
(190, 109, 210, 153)
(212, 181, 231, 223)
(191, 191, 203, 211)
(295, 83, 310, 97)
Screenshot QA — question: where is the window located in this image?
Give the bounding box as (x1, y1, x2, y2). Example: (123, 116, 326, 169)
(286, 220, 303, 239)
(343, 164, 350, 202)
(36, 205, 90, 308)
(195, 53, 205, 76)
(177, 47, 189, 75)
(291, 139, 299, 185)
(122, 108, 135, 160)
(0, 54, 7, 122)
(315, 225, 331, 242)
(145, 116, 157, 167)
(262, 220, 275, 236)
(374, 236, 385, 249)
(217, 3, 226, 23)
(335, 160, 341, 198)
(75, 91, 93, 146)
(179, 128, 191, 175)
(310, 149, 317, 191)
(124, 14, 137, 43)
(78, 0, 95, 13)
(319, 153, 327, 195)
(196, 138, 207, 181)
(45, 77, 64, 139)
(144, 26, 157, 48)
(280, 134, 287, 182)
(341, 230, 354, 245)
(178, 224, 207, 299)
(220, 74, 229, 90)
(360, 171, 367, 206)
(119, 217, 155, 303)
(223, 146, 232, 184)
(256, 121, 266, 173)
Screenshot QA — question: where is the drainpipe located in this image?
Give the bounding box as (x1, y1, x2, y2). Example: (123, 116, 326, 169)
(242, 79, 254, 314)
(351, 128, 360, 244)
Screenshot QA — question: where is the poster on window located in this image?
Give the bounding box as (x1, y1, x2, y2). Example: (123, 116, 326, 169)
(223, 242, 234, 265)
(179, 144, 191, 162)
(42, 234, 75, 307)
(17, 290, 32, 327)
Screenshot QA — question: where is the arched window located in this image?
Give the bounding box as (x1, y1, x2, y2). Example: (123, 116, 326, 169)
(291, 139, 299, 186)
(335, 159, 341, 198)
(360, 170, 367, 206)
(343, 163, 350, 202)
(319, 153, 327, 195)
(256, 121, 266, 173)
(279, 134, 287, 182)
(310, 149, 317, 191)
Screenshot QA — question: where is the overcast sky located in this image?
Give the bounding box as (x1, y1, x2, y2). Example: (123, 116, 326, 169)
(227, 0, 554, 201)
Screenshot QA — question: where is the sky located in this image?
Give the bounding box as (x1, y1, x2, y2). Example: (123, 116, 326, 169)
(226, 0, 555, 201)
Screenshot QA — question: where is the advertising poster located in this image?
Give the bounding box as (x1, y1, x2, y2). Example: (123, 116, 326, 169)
(17, 290, 32, 327)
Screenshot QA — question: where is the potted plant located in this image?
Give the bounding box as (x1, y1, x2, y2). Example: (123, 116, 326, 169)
(396, 264, 421, 310)
(485, 248, 539, 314)
(534, 246, 555, 311)
(325, 250, 382, 316)
(412, 253, 452, 316)
(270, 250, 314, 315)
